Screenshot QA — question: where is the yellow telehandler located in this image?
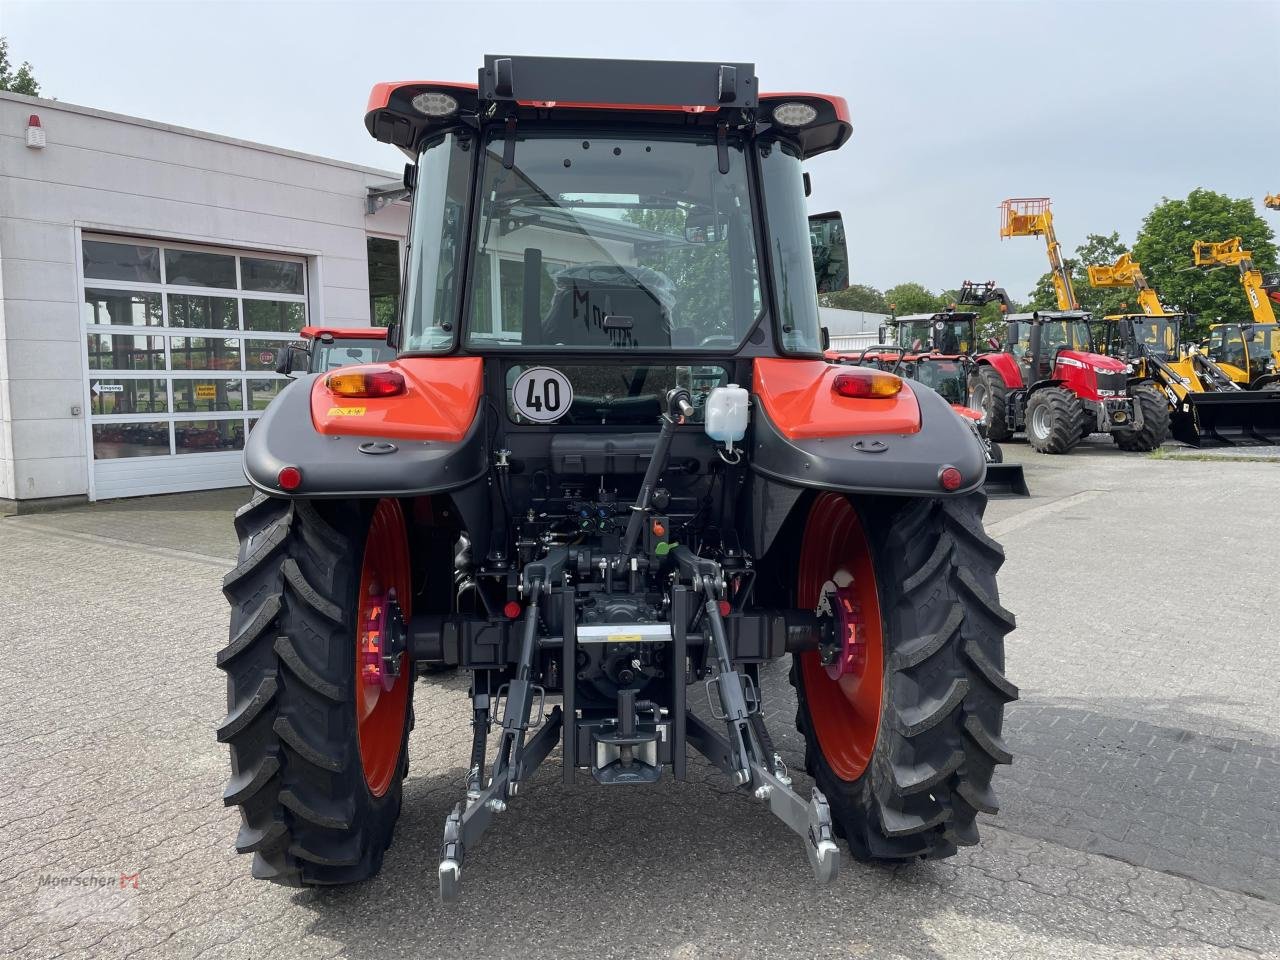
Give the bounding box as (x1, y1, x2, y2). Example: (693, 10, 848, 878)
(1085, 252, 1280, 445)
(1192, 237, 1280, 393)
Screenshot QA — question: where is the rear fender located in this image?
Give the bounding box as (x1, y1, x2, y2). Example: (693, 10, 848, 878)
(751, 359, 985, 499)
(243, 358, 487, 498)
(977, 353, 1023, 389)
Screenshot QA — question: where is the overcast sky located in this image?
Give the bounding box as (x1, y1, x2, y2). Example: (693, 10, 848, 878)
(5, 0, 1278, 299)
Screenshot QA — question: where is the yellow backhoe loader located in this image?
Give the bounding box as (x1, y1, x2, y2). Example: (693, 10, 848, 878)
(1086, 252, 1280, 445)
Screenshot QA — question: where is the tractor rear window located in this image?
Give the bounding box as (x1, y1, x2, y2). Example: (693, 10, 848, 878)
(464, 134, 762, 351)
(503, 364, 730, 426)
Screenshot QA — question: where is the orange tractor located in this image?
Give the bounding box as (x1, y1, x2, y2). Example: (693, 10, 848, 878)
(218, 56, 1016, 901)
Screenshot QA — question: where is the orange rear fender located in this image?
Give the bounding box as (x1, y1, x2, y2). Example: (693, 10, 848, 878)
(310, 357, 483, 442)
(753, 359, 921, 439)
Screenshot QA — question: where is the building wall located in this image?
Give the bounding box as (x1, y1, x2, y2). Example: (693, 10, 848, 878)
(0, 92, 408, 503)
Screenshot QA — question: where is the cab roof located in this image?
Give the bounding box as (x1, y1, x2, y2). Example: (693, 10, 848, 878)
(365, 55, 851, 160)
(892, 312, 978, 323)
(300, 325, 388, 341)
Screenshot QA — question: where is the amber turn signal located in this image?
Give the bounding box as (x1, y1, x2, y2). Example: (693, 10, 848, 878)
(832, 370, 903, 399)
(325, 365, 406, 398)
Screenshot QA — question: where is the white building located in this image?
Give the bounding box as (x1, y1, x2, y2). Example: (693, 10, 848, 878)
(0, 91, 409, 510)
(820, 305, 890, 352)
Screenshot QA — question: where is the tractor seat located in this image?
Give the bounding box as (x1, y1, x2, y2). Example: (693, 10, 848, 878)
(539, 263, 675, 348)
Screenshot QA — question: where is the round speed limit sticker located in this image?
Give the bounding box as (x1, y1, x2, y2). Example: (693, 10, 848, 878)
(512, 366, 573, 423)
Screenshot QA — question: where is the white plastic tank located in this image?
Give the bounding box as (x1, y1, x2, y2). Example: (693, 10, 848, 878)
(704, 384, 749, 450)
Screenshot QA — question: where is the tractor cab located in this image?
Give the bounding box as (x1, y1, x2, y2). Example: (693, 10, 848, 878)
(1101, 314, 1181, 363)
(1002, 310, 1108, 382)
(1206, 322, 1280, 389)
(885, 310, 977, 355)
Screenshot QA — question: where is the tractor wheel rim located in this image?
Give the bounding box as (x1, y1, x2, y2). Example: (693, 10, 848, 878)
(356, 498, 412, 797)
(797, 493, 884, 782)
(1031, 403, 1050, 438)
(972, 382, 986, 412)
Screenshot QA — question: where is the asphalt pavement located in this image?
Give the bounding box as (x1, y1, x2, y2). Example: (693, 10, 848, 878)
(1, 438, 1277, 959)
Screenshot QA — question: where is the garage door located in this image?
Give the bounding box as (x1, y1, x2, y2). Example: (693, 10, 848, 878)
(80, 235, 307, 500)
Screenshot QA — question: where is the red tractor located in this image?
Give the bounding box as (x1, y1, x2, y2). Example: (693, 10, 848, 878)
(219, 56, 1016, 901)
(970, 309, 1168, 454)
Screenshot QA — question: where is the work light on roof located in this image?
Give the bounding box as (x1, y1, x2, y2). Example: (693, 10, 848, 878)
(771, 101, 819, 127)
(411, 92, 459, 118)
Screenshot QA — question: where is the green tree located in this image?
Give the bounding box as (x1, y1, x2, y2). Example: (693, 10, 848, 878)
(1026, 232, 1133, 318)
(0, 38, 40, 96)
(1132, 189, 1277, 337)
(819, 283, 887, 313)
(883, 281, 943, 315)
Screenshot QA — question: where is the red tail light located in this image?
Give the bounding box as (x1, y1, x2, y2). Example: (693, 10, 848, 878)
(277, 466, 303, 490)
(939, 466, 962, 491)
(325, 365, 405, 398)
(832, 370, 903, 399)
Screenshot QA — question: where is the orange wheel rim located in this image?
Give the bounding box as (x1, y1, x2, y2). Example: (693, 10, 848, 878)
(797, 493, 884, 781)
(355, 498, 412, 797)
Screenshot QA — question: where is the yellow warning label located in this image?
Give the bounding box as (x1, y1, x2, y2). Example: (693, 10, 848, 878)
(195, 384, 217, 400)
(327, 406, 367, 417)
(606, 633, 642, 644)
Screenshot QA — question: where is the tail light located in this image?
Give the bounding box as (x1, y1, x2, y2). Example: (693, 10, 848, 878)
(938, 466, 963, 491)
(325, 365, 406, 398)
(832, 370, 903, 399)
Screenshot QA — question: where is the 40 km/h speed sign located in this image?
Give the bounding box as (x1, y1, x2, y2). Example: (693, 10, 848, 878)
(511, 366, 573, 423)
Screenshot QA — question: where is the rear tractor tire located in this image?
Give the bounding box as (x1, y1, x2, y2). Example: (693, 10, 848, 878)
(1112, 384, 1170, 452)
(969, 367, 1012, 442)
(1025, 387, 1084, 454)
(218, 494, 415, 886)
(790, 492, 1017, 861)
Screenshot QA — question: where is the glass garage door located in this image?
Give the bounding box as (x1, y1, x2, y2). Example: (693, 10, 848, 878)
(80, 235, 307, 500)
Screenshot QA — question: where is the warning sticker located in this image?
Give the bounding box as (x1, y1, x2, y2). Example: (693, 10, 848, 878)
(327, 406, 367, 417)
(195, 384, 217, 400)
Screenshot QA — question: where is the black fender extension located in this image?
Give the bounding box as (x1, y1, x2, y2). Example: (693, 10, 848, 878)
(242, 374, 488, 498)
(750, 383, 987, 498)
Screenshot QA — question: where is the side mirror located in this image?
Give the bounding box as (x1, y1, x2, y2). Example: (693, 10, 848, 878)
(275, 343, 309, 378)
(877, 325, 888, 345)
(820, 326, 830, 351)
(808, 211, 849, 294)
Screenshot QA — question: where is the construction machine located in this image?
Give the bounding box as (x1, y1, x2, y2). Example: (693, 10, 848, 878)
(1085, 252, 1276, 444)
(999, 198, 1078, 310)
(218, 56, 1016, 903)
(1193, 237, 1280, 393)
